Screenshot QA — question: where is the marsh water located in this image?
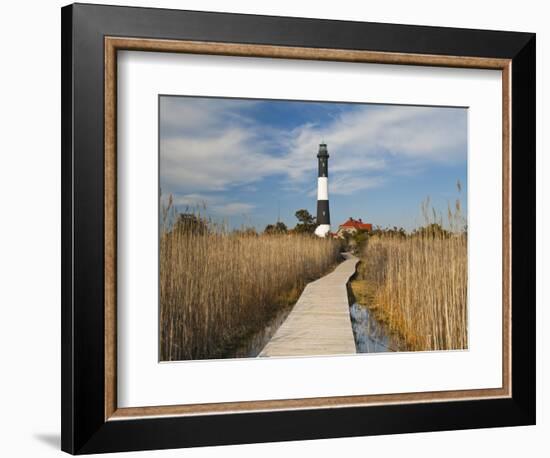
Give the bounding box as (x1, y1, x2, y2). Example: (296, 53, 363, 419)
(349, 302, 398, 353)
(223, 288, 398, 358)
(224, 300, 398, 358)
(226, 300, 398, 358)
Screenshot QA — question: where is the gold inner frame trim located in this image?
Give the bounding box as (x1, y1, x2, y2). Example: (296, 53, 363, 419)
(104, 36, 512, 421)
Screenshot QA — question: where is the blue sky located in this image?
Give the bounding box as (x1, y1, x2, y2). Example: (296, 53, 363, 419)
(160, 95, 467, 231)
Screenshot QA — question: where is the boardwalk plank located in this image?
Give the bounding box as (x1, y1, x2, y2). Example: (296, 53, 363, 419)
(259, 253, 358, 357)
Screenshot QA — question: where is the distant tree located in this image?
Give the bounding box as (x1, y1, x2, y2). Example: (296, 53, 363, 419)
(352, 229, 369, 247)
(173, 213, 208, 235)
(295, 209, 315, 225)
(293, 209, 316, 234)
(234, 226, 258, 237)
(338, 228, 371, 254)
(370, 225, 407, 239)
(276, 221, 288, 233)
(413, 223, 450, 239)
(264, 221, 288, 235)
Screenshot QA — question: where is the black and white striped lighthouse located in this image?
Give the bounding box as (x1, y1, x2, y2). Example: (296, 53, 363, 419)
(314, 143, 331, 237)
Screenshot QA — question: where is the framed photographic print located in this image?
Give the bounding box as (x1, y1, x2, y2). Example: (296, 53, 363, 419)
(61, 3, 536, 454)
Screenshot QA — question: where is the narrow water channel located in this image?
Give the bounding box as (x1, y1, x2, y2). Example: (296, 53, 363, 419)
(227, 300, 396, 357)
(349, 302, 397, 353)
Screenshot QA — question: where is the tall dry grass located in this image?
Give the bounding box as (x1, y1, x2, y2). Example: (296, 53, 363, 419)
(351, 188, 468, 351)
(355, 234, 467, 351)
(160, 213, 341, 361)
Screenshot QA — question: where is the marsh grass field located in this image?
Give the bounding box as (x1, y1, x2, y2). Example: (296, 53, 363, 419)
(350, 233, 467, 351)
(160, 191, 467, 360)
(350, 193, 468, 352)
(160, 209, 341, 361)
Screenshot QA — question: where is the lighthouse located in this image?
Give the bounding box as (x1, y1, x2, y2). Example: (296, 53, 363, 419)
(314, 143, 331, 237)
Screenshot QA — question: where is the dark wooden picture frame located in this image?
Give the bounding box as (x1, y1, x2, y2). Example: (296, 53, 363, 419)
(61, 3, 535, 454)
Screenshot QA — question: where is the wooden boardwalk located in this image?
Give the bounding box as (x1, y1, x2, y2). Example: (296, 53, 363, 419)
(259, 253, 358, 357)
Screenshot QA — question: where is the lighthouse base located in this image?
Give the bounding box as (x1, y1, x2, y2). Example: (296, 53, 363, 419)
(314, 224, 331, 238)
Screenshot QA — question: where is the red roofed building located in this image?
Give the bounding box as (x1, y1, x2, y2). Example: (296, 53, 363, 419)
(336, 217, 372, 238)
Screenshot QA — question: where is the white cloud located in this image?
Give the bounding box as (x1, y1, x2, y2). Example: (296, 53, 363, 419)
(280, 105, 466, 184)
(330, 175, 386, 195)
(162, 192, 255, 218)
(160, 96, 260, 134)
(170, 193, 211, 207)
(161, 129, 260, 191)
(160, 98, 466, 196)
(211, 202, 256, 216)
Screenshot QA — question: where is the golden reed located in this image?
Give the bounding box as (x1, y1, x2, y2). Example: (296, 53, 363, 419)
(160, 225, 340, 361)
(353, 233, 467, 351)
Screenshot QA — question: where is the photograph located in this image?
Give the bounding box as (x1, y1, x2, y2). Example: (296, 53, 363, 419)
(159, 95, 468, 362)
